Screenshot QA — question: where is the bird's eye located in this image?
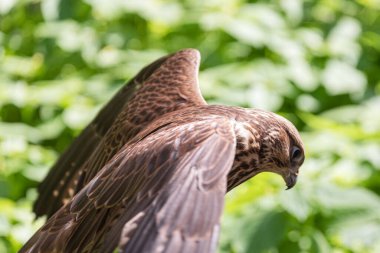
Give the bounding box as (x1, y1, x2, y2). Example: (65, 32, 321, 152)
(291, 146, 302, 161)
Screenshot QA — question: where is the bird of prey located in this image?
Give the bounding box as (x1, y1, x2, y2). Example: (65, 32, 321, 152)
(22, 49, 304, 253)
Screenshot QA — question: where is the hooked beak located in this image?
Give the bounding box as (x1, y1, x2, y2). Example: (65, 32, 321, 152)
(284, 172, 298, 190)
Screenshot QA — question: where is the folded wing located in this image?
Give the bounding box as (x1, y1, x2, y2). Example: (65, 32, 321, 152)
(34, 49, 207, 218)
(22, 117, 236, 253)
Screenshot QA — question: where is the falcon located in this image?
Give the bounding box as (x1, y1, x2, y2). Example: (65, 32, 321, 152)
(22, 49, 305, 253)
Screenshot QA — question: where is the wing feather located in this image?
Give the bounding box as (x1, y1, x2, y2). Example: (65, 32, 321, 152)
(34, 49, 206, 218)
(21, 117, 235, 253)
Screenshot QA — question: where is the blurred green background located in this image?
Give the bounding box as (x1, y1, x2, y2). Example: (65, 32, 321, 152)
(1, 0, 380, 252)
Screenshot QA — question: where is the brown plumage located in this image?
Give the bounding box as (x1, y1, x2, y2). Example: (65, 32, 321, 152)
(23, 49, 304, 253)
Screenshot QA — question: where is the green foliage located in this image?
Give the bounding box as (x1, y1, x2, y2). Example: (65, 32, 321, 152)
(1, 0, 380, 252)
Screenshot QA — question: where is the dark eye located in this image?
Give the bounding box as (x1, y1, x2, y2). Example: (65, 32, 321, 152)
(291, 146, 302, 161)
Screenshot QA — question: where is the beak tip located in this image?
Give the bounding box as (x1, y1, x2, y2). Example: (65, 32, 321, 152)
(285, 184, 295, 190)
(284, 173, 298, 190)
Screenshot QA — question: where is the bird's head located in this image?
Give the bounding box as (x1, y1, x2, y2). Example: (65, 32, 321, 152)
(251, 110, 305, 189)
(232, 109, 305, 190)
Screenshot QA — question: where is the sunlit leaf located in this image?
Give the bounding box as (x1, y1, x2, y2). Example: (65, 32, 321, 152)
(279, 186, 312, 222)
(321, 60, 367, 96)
(314, 184, 380, 211)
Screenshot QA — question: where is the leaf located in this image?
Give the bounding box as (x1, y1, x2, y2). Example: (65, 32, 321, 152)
(310, 230, 331, 253)
(280, 186, 312, 222)
(331, 215, 380, 252)
(245, 211, 287, 253)
(299, 112, 380, 141)
(321, 60, 366, 96)
(314, 184, 380, 212)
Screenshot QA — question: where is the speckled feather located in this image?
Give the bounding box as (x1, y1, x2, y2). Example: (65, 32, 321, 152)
(25, 49, 304, 253)
(34, 49, 206, 218)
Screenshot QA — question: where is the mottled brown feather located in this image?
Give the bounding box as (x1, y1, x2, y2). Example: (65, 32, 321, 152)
(34, 49, 206, 218)
(21, 115, 235, 253)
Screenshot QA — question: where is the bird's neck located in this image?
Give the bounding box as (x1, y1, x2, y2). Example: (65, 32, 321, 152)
(227, 121, 262, 191)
